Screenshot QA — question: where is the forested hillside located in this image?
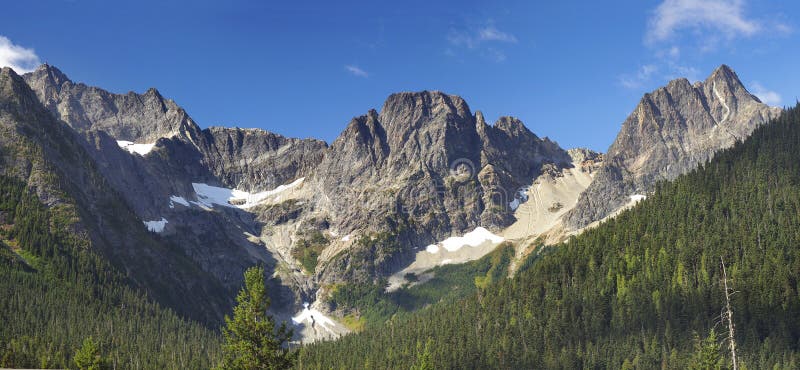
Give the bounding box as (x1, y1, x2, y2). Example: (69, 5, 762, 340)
(0, 175, 220, 368)
(298, 105, 800, 369)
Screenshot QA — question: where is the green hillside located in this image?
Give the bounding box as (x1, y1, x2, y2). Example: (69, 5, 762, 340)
(0, 175, 221, 369)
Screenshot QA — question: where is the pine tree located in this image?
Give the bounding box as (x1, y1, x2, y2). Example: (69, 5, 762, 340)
(689, 329, 726, 370)
(411, 338, 434, 370)
(73, 337, 109, 370)
(216, 266, 296, 370)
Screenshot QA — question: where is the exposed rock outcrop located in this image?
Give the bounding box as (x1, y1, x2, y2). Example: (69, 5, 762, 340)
(311, 91, 571, 283)
(564, 65, 781, 229)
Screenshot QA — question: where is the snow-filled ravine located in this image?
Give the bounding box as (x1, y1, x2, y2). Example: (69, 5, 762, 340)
(116, 140, 155, 156)
(190, 178, 304, 210)
(290, 301, 349, 342)
(143, 218, 168, 232)
(169, 196, 190, 208)
(292, 302, 337, 335)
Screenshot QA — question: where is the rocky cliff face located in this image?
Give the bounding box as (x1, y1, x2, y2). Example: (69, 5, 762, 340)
(23, 64, 327, 193)
(21, 65, 327, 321)
(0, 67, 232, 324)
(23, 64, 189, 142)
(564, 65, 782, 229)
(201, 127, 326, 192)
(311, 91, 571, 283)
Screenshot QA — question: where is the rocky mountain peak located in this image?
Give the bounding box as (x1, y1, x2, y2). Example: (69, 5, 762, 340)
(335, 109, 385, 148)
(381, 90, 470, 114)
(564, 65, 782, 229)
(143, 87, 165, 101)
(705, 64, 752, 102)
(22, 65, 196, 143)
(707, 64, 738, 85)
(378, 91, 473, 136)
(33, 63, 71, 90)
(475, 110, 487, 125)
(0, 67, 47, 117)
(1, 66, 22, 89)
(493, 116, 535, 138)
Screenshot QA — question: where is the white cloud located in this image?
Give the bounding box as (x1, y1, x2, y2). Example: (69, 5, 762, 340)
(750, 82, 781, 106)
(619, 62, 702, 90)
(0, 36, 40, 73)
(345, 65, 369, 78)
(447, 30, 479, 49)
(447, 21, 517, 62)
(667, 46, 680, 58)
(646, 0, 760, 43)
(485, 48, 507, 63)
(619, 64, 659, 89)
(665, 64, 700, 82)
(478, 26, 518, 43)
(775, 23, 793, 35)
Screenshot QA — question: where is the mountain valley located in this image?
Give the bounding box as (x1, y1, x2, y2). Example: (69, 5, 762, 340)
(0, 61, 794, 368)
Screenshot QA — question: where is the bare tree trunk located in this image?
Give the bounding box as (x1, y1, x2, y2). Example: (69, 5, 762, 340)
(721, 257, 738, 370)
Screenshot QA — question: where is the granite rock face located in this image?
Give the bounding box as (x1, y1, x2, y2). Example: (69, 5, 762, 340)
(564, 65, 782, 229)
(0, 67, 232, 324)
(21, 65, 326, 320)
(201, 127, 326, 192)
(311, 91, 571, 283)
(567, 148, 604, 171)
(23, 64, 189, 142)
(23, 64, 327, 193)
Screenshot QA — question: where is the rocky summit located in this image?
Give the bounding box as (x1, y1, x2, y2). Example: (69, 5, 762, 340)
(564, 65, 781, 230)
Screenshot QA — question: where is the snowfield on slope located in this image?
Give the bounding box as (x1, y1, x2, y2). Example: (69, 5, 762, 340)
(169, 195, 190, 208)
(191, 178, 304, 209)
(427, 227, 504, 253)
(143, 218, 168, 232)
(629, 194, 646, 203)
(116, 140, 156, 156)
(386, 227, 505, 292)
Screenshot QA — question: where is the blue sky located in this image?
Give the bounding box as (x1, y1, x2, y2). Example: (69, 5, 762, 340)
(1, 0, 797, 151)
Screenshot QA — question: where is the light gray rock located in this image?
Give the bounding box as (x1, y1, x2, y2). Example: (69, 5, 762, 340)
(564, 65, 782, 229)
(310, 91, 571, 283)
(21, 65, 326, 320)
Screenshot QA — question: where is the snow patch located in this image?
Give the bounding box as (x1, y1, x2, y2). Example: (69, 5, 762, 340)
(712, 83, 731, 125)
(438, 227, 504, 252)
(508, 187, 529, 211)
(341, 234, 351, 242)
(292, 302, 337, 335)
(143, 218, 168, 233)
(189, 201, 213, 211)
(169, 196, 190, 209)
(387, 227, 505, 292)
(116, 140, 155, 156)
(191, 178, 304, 209)
(629, 194, 647, 203)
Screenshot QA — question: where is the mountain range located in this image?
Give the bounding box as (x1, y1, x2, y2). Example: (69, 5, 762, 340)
(0, 63, 780, 343)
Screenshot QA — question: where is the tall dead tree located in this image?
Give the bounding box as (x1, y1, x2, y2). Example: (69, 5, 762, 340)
(720, 257, 738, 370)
